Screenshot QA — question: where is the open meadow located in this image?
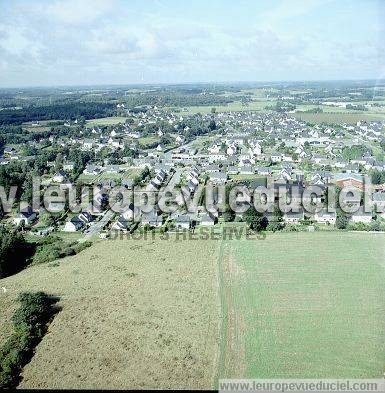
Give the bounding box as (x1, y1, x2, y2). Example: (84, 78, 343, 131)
(0, 235, 220, 389)
(293, 111, 385, 124)
(86, 116, 128, 126)
(217, 231, 385, 379)
(0, 231, 384, 388)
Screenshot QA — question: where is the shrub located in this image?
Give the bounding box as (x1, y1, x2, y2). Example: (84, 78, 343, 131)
(0, 292, 59, 389)
(0, 228, 30, 278)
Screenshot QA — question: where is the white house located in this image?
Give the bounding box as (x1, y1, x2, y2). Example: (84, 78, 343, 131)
(63, 216, 84, 232)
(13, 206, 37, 227)
(350, 208, 372, 224)
(200, 213, 215, 226)
(52, 170, 67, 183)
(314, 210, 336, 225)
(175, 214, 191, 229)
(283, 209, 304, 224)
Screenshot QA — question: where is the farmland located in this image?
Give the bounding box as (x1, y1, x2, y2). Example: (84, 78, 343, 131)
(217, 231, 385, 379)
(0, 231, 384, 388)
(293, 111, 385, 125)
(86, 116, 128, 126)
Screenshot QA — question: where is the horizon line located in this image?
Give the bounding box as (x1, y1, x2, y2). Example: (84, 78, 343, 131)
(1, 78, 385, 90)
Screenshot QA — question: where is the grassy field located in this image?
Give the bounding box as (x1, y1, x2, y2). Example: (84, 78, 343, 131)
(138, 135, 159, 147)
(86, 117, 128, 126)
(0, 231, 383, 388)
(76, 168, 141, 184)
(293, 111, 385, 124)
(217, 231, 385, 379)
(0, 235, 220, 389)
(170, 100, 271, 115)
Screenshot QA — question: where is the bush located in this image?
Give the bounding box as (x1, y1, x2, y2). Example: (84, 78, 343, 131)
(0, 292, 59, 389)
(32, 238, 92, 265)
(243, 207, 268, 231)
(0, 228, 31, 278)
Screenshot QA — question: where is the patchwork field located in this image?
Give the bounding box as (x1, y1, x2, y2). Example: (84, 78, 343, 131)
(0, 231, 384, 388)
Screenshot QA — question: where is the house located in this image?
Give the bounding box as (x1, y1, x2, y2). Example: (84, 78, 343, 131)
(206, 165, 220, 173)
(256, 167, 272, 176)
(52, 170, 67, 183)
(105, 165, 121, 174)
(83, 164, 103, 176)
(334, 173, 364, 191)
(63, 216, 84, 232)
(122, 178, 134, 189)
(82, 139, 94, 150)
(228, 166, 239, 175)
(372, 192, 385, 214)
(239, 166, 254, 175)
(3, 147, 16, 157)
(226, 145, 236, 156)
(141, 210, 162, 227)
(46, 201, 66, 213)
(270, 152, 282, 163)
(350, 208, 372, 223)
(283, 209, 304, 224)
(121, 203, 141, 221)
(175, 214, 191, 229)
(279, 168, 292, 181)
(79, 211, 94, 224)
(200, 213, 215, 226)
(63, 161, 74, 171)
(314, 210, 336, 225)
(209, 144, 221, 154)
(13, 206, 37, 227)
(111, 215, 131, 232)
(209, 172, 228, 184)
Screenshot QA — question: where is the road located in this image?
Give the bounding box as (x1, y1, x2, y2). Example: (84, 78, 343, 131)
(165, 168, 182, 191)
(84, 209, 115, 238)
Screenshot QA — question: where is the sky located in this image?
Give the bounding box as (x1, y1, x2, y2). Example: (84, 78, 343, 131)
(0, 0, 384, 87)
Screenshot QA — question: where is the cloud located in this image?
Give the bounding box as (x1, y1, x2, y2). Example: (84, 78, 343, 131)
(33, 0, 117, 25)
(0, 0, 383, 86)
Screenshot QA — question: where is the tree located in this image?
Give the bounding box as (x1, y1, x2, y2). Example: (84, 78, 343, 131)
(267, 205, 285, 232)
(222, 209, 235, 222)
(371, 169, 385, 185)
(208, 120, 216, 131)
(55, 153, 63, 171)
(336, 211, 348, 229)
(243, 207, 268, 231)
(0, 228, 30, 278)
(39, 211, 56, 227)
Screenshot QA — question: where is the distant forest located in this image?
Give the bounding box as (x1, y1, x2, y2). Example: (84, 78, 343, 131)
(0, 102, 116, 125)
(0, 86, 237, 125)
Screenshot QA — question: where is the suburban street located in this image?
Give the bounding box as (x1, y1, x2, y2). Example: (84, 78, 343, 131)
(84, 209, 115, 237)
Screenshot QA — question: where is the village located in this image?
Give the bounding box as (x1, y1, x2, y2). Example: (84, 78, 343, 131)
(2, 108, 385, 237)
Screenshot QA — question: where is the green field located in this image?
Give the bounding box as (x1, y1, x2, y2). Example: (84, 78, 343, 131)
(138, 135, 159, 147)
(293, 111, 385, 124)
(170, 100, 272, 115)
(76, 168, 141, 184)
(217, 231, 385, 379)
(86, 117, 128, 126)
(0, 231, 384, 388)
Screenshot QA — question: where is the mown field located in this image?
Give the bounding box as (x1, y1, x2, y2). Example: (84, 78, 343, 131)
(217, 231, 385, 379)
(0, 231, 384, 388)
(86, 116, 128, 126)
